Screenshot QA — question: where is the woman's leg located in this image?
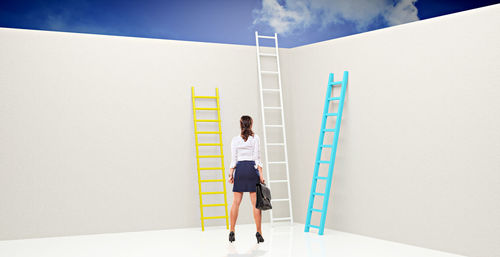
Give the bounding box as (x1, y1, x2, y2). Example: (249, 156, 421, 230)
(249, 192, 262, 234)
(230, 192, 243, 232)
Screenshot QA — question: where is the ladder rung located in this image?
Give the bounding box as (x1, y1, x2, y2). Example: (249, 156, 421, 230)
(269, 180, 288, 183)
(261, 71, 279, 74)
(271, 198, 289, 202)
(198, 143, 221, 146)
(198, 155, 223, 158)
(317, 160, 330, 164)
(323, 129, 336, 132)
(325, 113, 338, 116)
(311, 208, 324, 213)
(195, 108, 218, 110)
(309, 224, 320, 229)
(196, 131, 221, 134)
(328, 97, 341, 101)
(201, 191, 224, 195)
(265, 125, 283, 127)
(267, 143, 284, 146)
(262, 89, 280, 92)
(258, 35, 275, 39)
(315, 176, 328, 180)
(259, 53, 277, 57)
(200, 179, 224, 182)
(264, 107, 282, 110)
(273, 217, 292, 221)
(321, 145, 333, 148)
(194, 96, 217, 99)
(199, 167, 223, 170)
(201, 203, 226, 207)
(195, 119, 220, 122)
(313, 192, 326, 196)
(329, 81, 343, 86)
(203, 216, 227, 220)
(269, 161, 287, 164)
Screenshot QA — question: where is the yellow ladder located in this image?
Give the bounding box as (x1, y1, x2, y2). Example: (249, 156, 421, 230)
(191, 87, 229, 231)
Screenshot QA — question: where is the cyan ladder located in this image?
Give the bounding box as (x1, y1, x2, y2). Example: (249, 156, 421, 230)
(304, 71, 348, 235)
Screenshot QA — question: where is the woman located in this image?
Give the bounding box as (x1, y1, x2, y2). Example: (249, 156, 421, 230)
(228, 115, 265, 243)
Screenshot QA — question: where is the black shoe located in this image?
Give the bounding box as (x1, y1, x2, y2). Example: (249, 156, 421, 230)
(229, 231, 235, 243)
(256, 232, 264, 243)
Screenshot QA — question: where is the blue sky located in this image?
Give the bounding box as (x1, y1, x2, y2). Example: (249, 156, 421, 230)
(0, 0, 498, 48)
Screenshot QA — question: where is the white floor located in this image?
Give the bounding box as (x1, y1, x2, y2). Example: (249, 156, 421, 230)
(0, 223, 466, 257)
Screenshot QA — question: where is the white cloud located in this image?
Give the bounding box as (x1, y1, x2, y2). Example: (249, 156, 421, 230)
(383, 0, 419, 26)
(253, 0, 420, 35)
(252, 0, 313, 34)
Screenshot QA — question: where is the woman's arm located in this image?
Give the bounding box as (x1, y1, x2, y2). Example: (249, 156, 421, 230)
(228, 137, 237, 184)
(254, 135, 265, 183)
(257, 165, 264, 183)
(228, 167, 235, 184)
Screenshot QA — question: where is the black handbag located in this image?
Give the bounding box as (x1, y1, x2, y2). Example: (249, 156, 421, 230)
(256, 183, 272, 211)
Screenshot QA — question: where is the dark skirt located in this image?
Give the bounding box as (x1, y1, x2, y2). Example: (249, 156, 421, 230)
(233, 161, 260, 192)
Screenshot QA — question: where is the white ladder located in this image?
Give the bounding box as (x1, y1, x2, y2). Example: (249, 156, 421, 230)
(255, 31, 293, 225)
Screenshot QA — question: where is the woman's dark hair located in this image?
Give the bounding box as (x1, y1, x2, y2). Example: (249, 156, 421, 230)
(240, 115, 254, 142)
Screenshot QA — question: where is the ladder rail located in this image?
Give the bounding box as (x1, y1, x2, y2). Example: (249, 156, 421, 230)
(215, 88, 230, 229)
(319, 71, 348, 234)
(255, 31, 274, 225)
(192, 87, 205, 231)
(274, 33, 294, 224)
(304, 74, 333, 232)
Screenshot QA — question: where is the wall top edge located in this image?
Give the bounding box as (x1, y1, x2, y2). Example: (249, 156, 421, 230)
(291, 3, 500, 50)
(0, 26, 273, 50)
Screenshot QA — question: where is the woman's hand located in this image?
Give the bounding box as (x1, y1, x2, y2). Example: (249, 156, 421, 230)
(228, 168, 234, 184)
(257, 166, 265, 184)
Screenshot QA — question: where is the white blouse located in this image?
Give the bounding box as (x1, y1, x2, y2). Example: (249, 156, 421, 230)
(230, 134, 263, 169)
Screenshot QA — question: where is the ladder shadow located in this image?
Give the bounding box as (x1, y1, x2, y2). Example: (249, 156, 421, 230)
(305, 233, 327, 257)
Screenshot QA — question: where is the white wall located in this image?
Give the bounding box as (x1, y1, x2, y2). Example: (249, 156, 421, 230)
(281, 5, 500, 257)
(0, 28, 286, 239)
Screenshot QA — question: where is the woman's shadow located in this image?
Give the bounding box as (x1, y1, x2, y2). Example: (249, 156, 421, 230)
(225, 243, 267, 257)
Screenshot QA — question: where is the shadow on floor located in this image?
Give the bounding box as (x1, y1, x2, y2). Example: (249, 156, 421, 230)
(225, 244, 267, 257)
